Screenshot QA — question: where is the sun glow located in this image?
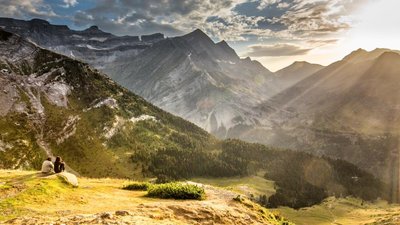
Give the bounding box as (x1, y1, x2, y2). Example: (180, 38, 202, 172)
(257, 0, 400, 71)
(342, 0, 400, 52)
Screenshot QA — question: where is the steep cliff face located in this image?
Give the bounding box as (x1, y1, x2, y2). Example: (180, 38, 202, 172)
(0, 17, 163, 69)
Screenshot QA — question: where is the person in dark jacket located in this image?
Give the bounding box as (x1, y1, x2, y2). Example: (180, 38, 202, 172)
(54, 156, 65, 173)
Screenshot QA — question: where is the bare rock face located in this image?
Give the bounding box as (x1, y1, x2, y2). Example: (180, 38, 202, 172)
(103, 29, 278, 137)
(141, 33, 164, 42)
(0, 17, 164, 69)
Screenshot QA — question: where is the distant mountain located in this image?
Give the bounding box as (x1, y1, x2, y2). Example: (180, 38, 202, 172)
(274, 61, 323, 89)
(241, 48, 400, 202)
(0, 17, 163, 69)
(103, 28, 277, 136)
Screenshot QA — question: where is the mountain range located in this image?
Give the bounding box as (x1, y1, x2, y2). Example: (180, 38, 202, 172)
(2, 18, 399, 182)
(0, 24, 386, 207)
(0, 18, 322, 138)
(244, 48, 400, 201)
(0, 17, 163, 70)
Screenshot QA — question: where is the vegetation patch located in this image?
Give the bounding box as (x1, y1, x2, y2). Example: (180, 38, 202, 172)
(122, 182, 151, 191)
(0, 172, 72, 221)
(233, 195, 294, 225)
(146, 182, 205, 200)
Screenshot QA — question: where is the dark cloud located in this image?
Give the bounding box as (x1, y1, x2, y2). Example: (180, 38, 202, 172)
(73, 0, 236, 36)
(246, 43, 311, 57)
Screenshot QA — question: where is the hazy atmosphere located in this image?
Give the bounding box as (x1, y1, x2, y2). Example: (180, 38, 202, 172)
(1, 0, 400, 224)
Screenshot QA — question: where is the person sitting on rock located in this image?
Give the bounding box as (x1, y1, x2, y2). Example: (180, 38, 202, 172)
(41, 157, 54, 174)
(54, 156, 65, 173)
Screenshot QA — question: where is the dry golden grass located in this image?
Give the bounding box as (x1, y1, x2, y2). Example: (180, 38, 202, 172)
(0, 170, 290, 225)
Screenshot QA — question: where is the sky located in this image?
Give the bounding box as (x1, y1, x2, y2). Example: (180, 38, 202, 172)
(0, 0, 399, 71)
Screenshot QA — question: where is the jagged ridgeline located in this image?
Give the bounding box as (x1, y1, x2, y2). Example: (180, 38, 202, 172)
(0, 29, 386, 207)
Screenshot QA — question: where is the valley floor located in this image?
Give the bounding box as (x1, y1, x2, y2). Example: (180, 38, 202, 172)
(274, 197, 400, 225)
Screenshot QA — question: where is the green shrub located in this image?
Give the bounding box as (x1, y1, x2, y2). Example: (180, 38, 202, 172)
(146, 182, 205, 200)
(123, 182, 152, 191)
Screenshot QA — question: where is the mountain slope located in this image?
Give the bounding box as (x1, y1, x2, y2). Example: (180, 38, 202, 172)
(0, 28, 213, 178)
(103, 29, 276, 136)
(244, 49, 400, 202)
(0, 18, 279, 136)
(0, 18, 327, 140)
(0, 17, 163, 69)
(274, 61, 323, 90)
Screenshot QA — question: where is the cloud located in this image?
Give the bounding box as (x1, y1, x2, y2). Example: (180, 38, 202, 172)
(0, 0, 367, 48)
(257, 0, 282, 10)
(62, 0, 78, 8)
(246, 43, 311, 57)
(0, 0, 56, 18)
(307, 39, 338, 45)
(274, 0, 367, 37)
(277, 2, 290, 9)
(72, 0, 242, 37)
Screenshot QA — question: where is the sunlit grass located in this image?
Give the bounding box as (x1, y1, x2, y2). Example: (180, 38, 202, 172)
(273, 197, 400, 225)
(191, 175, 275, 197)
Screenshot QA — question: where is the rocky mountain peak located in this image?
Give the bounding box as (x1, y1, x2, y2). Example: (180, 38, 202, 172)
(86, 25, 99, 31)
(376, 51, 400, 62)
(343, 48, 400, 63)
(216, 40, 239, 60)
(292, 61, 308, 65)
(216, 40, 228, 46)
(183, 28, 213, 44)
(29, 18, 50, 25)
(276, 61, 323, 75)
(343, 48, 368, 62)
(82, 25, 109, 35)
(190, 28, 208, 37)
